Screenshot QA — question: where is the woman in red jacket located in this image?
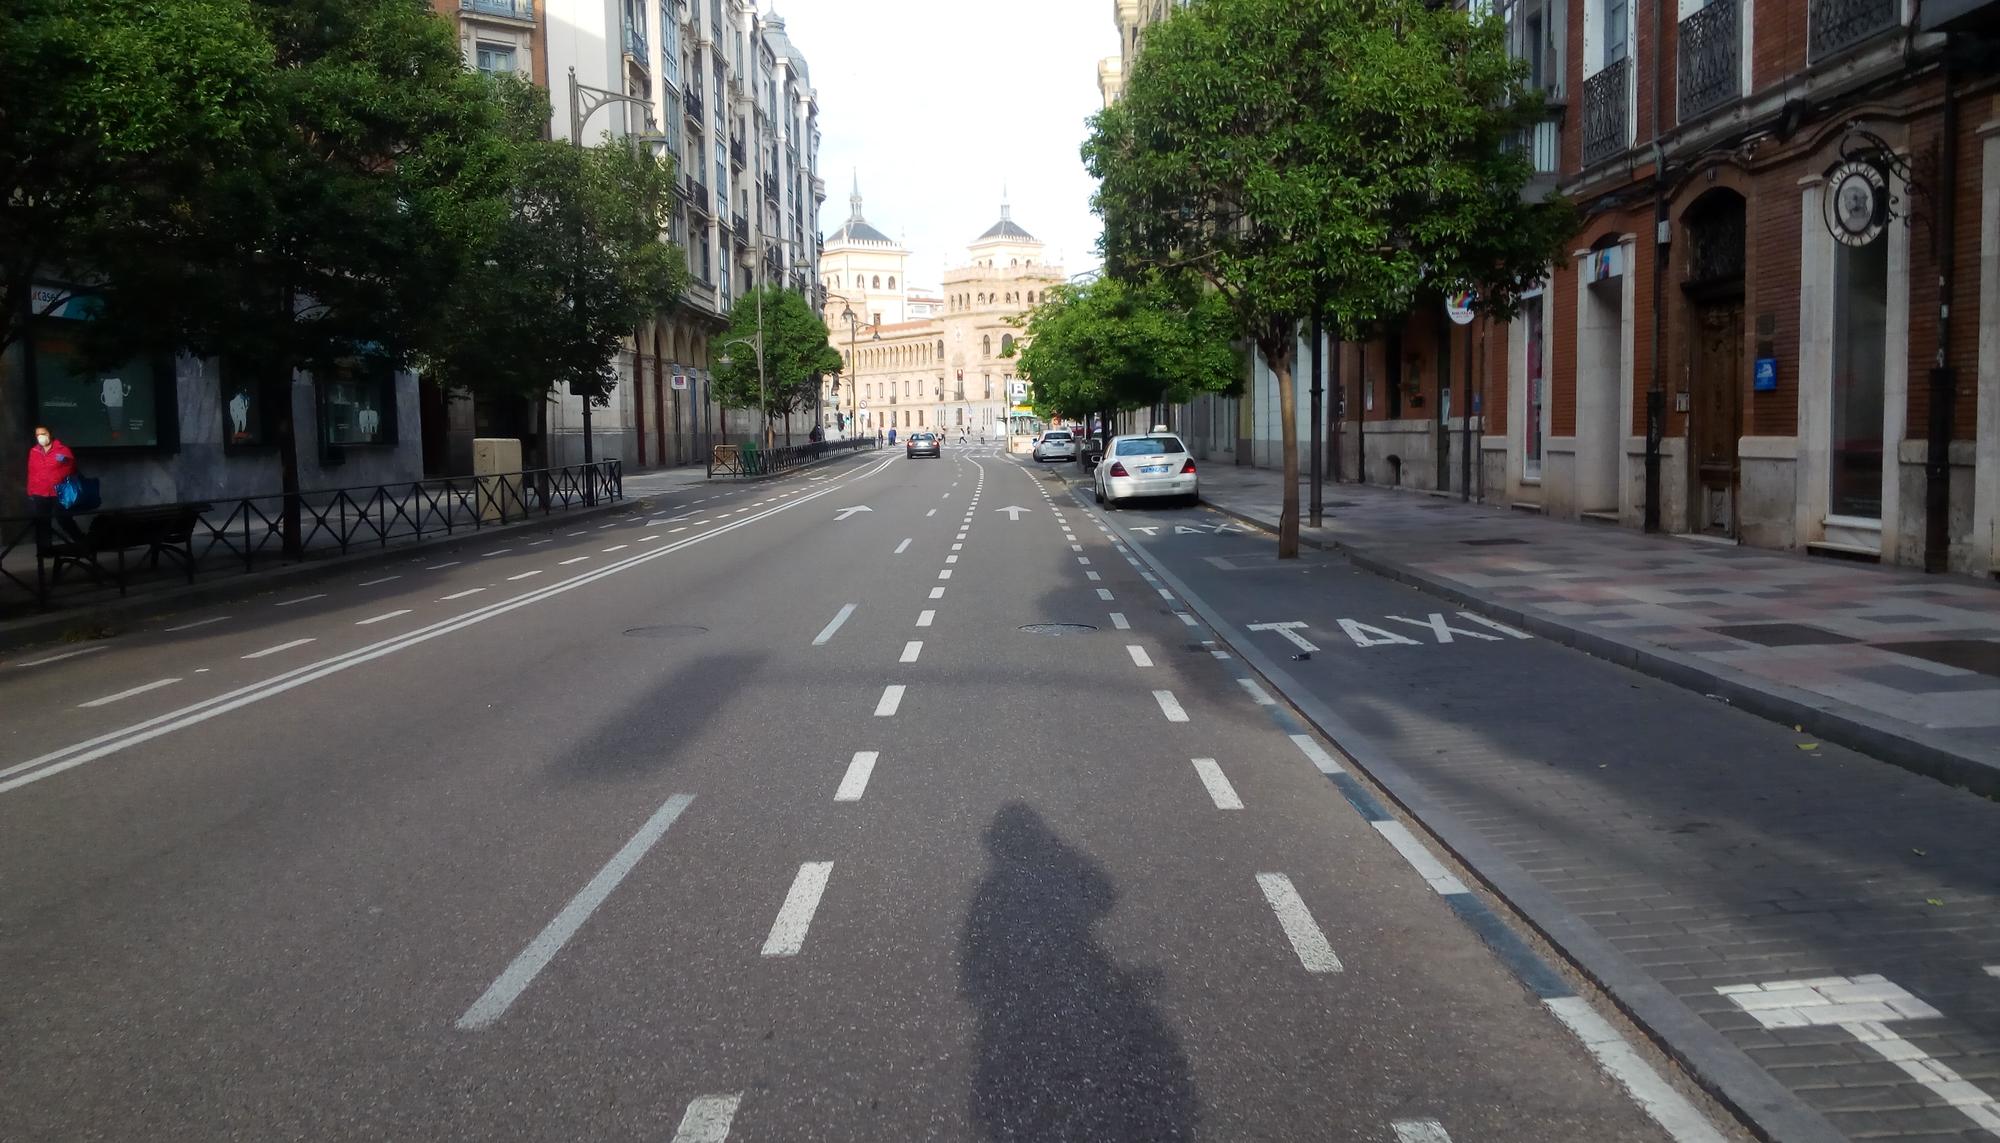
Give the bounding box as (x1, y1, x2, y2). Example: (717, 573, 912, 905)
(26, 426, 85, 551)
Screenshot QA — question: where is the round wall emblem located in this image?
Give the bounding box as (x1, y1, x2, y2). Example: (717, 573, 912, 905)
(1825, 159, 1888, 247)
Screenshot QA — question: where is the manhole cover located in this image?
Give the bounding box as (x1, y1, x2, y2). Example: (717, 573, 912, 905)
(1019, 623, 1098, 636)
(622, 625, 710, 638)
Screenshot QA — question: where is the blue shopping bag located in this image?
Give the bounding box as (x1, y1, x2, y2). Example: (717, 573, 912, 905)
(56, 474, 101, 513)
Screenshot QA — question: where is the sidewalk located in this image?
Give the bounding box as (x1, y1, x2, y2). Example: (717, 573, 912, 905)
(1195, 465, 2000, 794)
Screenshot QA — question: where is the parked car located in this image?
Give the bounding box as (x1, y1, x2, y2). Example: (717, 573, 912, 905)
(906, 431, 942, 458)
(1094, 432, 1198, 508)
(1033, 428, 1078, 463)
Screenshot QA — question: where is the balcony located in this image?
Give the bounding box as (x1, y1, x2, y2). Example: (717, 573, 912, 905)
(1809, 0, 1899, 61)
(1580, 58, 1630, 168)
(460, 0, 535, 20)
(1678, 0, 1742, 121)
(685, 90, 705, 123)
(623, 23, 649, 65)
(732, 213, 748, 248)
(762, 173, 779, 202)
(1506, 98, 1565, 201)
(730, 136, 746, 168)
(685, 177, 711, 215)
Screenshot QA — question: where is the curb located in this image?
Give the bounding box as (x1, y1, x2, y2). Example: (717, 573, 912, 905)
(1091, 489, 1845, 1143)
(0, 500, 631, 657)
(1197, 497, 2000, 800)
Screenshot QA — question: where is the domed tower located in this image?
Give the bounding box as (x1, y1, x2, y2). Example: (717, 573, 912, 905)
(820, 174, 909, 329)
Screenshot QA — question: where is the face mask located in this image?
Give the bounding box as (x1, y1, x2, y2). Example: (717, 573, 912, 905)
(36, 436, 50, 447)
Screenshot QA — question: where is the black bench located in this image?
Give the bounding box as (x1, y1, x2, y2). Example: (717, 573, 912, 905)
(50, 503, 212, 595)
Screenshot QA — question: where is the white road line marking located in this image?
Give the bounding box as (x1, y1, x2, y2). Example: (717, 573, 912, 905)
(1153, 690, 1189, 722)
(1289, 734, 1346, 774)
(1077, 557, 1091, 565)
(1391, 1122, 1453, 1143)
(599, 521, 620, 528)
(1237, 678, 1276, 706)
(670, 1094, 744, 1143)
(916, 610, 936, 627)
(274, 593, 326, 608)
(1373, 821, 1470, 895)
(1085, 571, 1101, 581)
(1191, 758, 1243, 809)
(356, 609, 412, 626)
(639, 535, 659, 542)
(242, 638, 315, 660)
(895, 538, 913, 554)
(952, 543, 963, 551)
(1127, 645, 1153, 667)
(813, 604, 859, 646)
(507, 570, 543, 581)
(1140, 571, 1160, 583)
(901, 641, 924, 663)
(1157, 587, 1175, 600)
(559, 556, 589, 566)
(945, 555, 959, 564)
(1177, 612, 1199, 627)
(602, 544, 628, 553)
(1986, 964, 2000, 978)
(835, 751, 879, 802)
(875, 685, 905, 716)
(1071, 544, 1083, 552)
(529, 539, 555, 546)
(762, 861, 834, 957)
(440, 588, 486, 601)
(930, 587, 946, 599)
(79, 678, 181, 709)
(427, 561, 461, 570)
(1096, 588, 1115, 601)
(458, 793, 695, 1029)
(938, 569, 953, 580)
(164, 617, 231, 632)
(670, 526, 688, 533)
(358, 575, 403, 587)
(1257, 873, 1343, 973)
(1109, 612, 1130, 630)
(483, 548, 513, 557)
(1545, 996, 1731, 1143)
(926, 509, 937, 517)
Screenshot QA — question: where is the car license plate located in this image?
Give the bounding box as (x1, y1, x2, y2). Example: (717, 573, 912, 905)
(1140, 464, 1170, 474)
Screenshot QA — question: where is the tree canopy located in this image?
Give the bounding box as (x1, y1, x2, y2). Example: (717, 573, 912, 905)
(1085, 0, 1572, 554)
(1009, 277, 1240, 424)
(711, 284, 843, 438)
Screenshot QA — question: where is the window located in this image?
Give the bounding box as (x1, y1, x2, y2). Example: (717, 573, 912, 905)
(888, 276, 896, 289)
(29, 313, 175, 449)
(936, 339, 944, 361)
(872, 275, 881, 288)
(319, 359, 397, 449)
(873, 312, 881, 325)
(982, 335, 991, 358)
(1524, 302, 1544, 479)
(1604, 0, 1628, 64)
(1000, 334, 1015, 356)
(1115, 436, 1186, 456)
(476, 43, 516, 74)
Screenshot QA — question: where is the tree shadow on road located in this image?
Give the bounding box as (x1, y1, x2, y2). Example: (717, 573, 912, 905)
(959, 802, 1198, 1142)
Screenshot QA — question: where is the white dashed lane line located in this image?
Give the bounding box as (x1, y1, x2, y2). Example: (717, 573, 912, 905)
(242, 638, 316, 660)
(1190, 758, 1244, 809)
(163, 616, 231, 633)
(874, 685, 906, 717)
(274, 594, 326, 608)
(483, 548, 513, 558)
(427, 561, 461, 571)
(1109, 612, 1130, 630)
(761, 861, 834, 957)
(356, 609, 413, 626)
(440, 588, 486, 601)
(895, 538, 912, 554)
(507, 570, 543, 581)
(900, 641, 923, 663)
(1153, 690, 1189, 722)
(559, 556, 590, 566)
(357, 576, 402, 587)
(1257, 872, 1344, 973)
(670, 1095, 744, 1143)
(1392, 1122, 1453, 1143)
(929, 587, 946, 599)
(835, 752, 879, 802)
(78, 678, 181, 709)
(603, 545, 628, 553)
(1126, 645, 1153, 667)
(1237, 678, 1276, 706)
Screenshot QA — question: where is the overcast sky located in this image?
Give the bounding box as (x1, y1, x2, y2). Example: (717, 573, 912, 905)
(775, 0, 1117, 291)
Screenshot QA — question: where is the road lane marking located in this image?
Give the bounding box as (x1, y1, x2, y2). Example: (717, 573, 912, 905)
(10, 645, 106, 668)
(671, 1094, 744, 1142)
(1191, 758, 1243, 809)
(559, 556, 590, 566)
(1085, 571, 1101, 581)
(639, 535, 659, 542)
(930, 587, 946, 599)
(670, 526, 688, 533)
(1392, 1123, 1453, 1143)
(945, 555, 959, 564)
(357, 575, 402, 587)
(602, 544, 628, 553)
(1547, 996, 1731, 1143)
(1289, 734, 1346, 774)
(427, 561, 461, 570)
(835, 752, 879, 802)
(483, 548, 513, 558)
(813, 604, 859, 646)
(1077, 557, 1091, 565)
(1235, 679, 1275, 705)
(1096, 588, 1115, 601)
(938, 570, 953, 580)
(895, 538, 913, 554)
(762, 861, 834, 957)
(1071, 544, 1083, 552)
(1110, 612, 1130, 630)
(507, 570, 543, 581)
(440, 588, 486, 601)
(916, 610, 936, 627)
(1127, 645, 1153, 667)
(1178, 612, 1200, 627)
(901, 641, 923, 663)
(1157, 587, 1175, 600)
(79, 678, 181, 709)
(242, 638, 315, 660)
(952, 543, 963, 551)
(1257, 873, 1343, 973)
(926, 509, 937, 517)
(164, 617, 231, 632)
(1153, 690, 1188, 722)
(356, 609, 412, 626)
(274, 594, 326, 608)
(875, 685, 906, 716)
(1373, 820, 1470, 895)
(457, 793, 695, 1029)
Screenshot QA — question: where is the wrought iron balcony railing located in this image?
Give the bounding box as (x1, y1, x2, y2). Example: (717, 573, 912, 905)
(732, 212, 748, 245)
(1809, 0, 1898, 61)
(459, 0, 535, 19)
(623, 23, 648, 64)
(1679, 0, 1742, 121)
(730, 137, 746, 168)
(1580, 58, 1630, 168)
(685, 177, 710, 214)
(685, 91, 705, 123)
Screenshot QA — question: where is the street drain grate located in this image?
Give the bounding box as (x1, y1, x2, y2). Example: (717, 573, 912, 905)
(1019, 623, 1098, 636)
(623, 625, 710, 638)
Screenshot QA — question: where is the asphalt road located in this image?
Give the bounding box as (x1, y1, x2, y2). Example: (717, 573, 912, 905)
(0, 445, 1734, 1141)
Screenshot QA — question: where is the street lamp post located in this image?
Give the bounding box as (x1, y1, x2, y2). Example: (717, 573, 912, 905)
(839, 302, 862, 437)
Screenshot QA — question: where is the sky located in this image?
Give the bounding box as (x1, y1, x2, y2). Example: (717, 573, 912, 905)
(775, 0, 1118, 291)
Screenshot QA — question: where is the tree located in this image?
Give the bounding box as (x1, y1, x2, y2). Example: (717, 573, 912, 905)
(711, 285, 843, 444)
(1009, 276, 1239, 432)
(1085, 0, 1573, 556)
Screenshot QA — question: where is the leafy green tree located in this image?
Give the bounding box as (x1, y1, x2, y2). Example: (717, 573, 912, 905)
(712, 285, 843, 444)
(1009, 276, 1239, 433)
(1085, 0, 1572, 555)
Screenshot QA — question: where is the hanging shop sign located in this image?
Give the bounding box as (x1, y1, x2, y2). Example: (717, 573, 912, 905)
(670, 363, 689, 391)
(1825, 159, 1890, 247)
(1444, 290, 1477, 326)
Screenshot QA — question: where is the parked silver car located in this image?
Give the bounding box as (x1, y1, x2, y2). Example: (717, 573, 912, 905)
(1032, 428, 1078, 462)
(1094, 432, 1197, 508)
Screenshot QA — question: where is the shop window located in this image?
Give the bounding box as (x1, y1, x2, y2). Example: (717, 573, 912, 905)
(219, 356, 279, 449)
(319, 359, 397, 456)
(28, 305, 176, 449)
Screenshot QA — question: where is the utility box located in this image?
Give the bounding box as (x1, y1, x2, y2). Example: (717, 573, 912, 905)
(473, 437, 523, 523)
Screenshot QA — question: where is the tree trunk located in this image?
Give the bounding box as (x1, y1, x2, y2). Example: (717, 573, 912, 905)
(1270, 333, 1300, 559)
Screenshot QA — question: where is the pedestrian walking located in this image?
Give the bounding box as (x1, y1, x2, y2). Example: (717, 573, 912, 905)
(26, 426, 86, 553)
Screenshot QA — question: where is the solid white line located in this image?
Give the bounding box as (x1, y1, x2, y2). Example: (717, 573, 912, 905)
(274, 594, 326, 608)
(164, 617, 231, 633)
(1391, 1122, 1453, 1143)
(1238, 678, 1276, 706)
(1096, 589, 1115, 601)
(1127, 645, 1153, 667)
(458, 793, 695, 1029)
(1289, 734, 1347, 774)
(1153, 690, 1189, 722)
(559, 556, 590, 566)
(835, 751, 879, 802)
(1373, 820, 1470, 896)
(1191, 758, 1243, 809)
(1543, 996, 1730, 1143)
(1257, 873, 1343, 973)
(242, 638, 315, 660)
(79, 678, 181, 709)
(930, 587, 946, 599)
(671, 1094, 744, 1143)
(813, 604, 859, 646)
(1109, 612, 1130, 630)
(358, 575, 403, 587)
(916, 610, 936, 627)
(440, 588, 486, 601)
(507, 570, 543, 582)
(875, 685, 906, 716)
(356, 609, 412, 626)
(762, 861, 834, 957)
(901, 641, 923, 663)
(895, 538, 913, 554)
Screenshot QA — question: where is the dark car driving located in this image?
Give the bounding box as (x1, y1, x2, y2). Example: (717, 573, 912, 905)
(906, 431, 941, 458)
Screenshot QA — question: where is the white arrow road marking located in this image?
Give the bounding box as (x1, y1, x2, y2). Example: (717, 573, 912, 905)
(1387, 612, 1501, 643)
(834, 505, 873, 520)
(1257, 873, 1343, 973)
(1248, 621, 1321, 653)
(996, 505, 1031, 520)
(669, 1094, 743, 1143)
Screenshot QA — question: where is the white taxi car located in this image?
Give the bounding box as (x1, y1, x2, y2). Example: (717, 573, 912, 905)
(1094, 430, 1197, 508)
